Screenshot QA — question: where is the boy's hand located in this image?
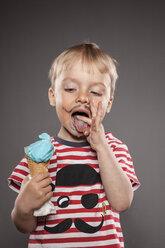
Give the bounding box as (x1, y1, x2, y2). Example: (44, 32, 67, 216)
(16, 172, 53, 215)
(77, 100, 107, 152)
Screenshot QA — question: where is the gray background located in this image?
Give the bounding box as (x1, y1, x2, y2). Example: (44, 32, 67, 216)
(1, 0, 164, 247)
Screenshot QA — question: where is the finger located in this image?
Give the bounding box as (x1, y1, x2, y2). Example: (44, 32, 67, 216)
(76, 115, 92, 126)
(91, 102, 103, 131)
(96, 101, 104, 125)
(83, 127, 91, 136)
(43, 184, 53, 194)
(33, 172, 50, 182)
(22, 175, 30, 185)
(39, 177, 52, 188)
(39, 190, 54, 206)
(75, 114, 92, 136)
(86, 99, 96, 131)
(20, 175, 30, 190)
(44, 191, 54, 202)
(90, 99, 97, 119)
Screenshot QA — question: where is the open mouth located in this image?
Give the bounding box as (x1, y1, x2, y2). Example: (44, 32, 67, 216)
(71, 109, 90, 133)
(72, 111, 89, 118)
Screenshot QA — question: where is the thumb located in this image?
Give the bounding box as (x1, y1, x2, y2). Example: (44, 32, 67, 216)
(20, 175, 30, 189)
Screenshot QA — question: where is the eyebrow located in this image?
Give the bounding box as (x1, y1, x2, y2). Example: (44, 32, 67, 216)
(62, 77, 78, 84)
(62, 77, 106, 88)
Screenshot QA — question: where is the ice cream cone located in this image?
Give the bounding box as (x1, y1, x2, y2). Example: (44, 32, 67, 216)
(27, 158, 49, 177)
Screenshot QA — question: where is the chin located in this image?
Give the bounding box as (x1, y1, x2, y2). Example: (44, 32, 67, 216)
(72, 131, 86, 140)
(70, 129, 87, 141)
(70, 124, 85, 138)
(62, 126, 86, 142)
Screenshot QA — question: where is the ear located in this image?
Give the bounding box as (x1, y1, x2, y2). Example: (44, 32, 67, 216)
(48, 88, 56, 107)
(106, 97, 114, 113)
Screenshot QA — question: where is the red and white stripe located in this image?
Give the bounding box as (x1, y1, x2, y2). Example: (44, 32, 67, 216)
(8, 132, 140, 248)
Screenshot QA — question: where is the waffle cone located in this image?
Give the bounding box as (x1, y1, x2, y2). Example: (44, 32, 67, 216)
(27, 158, 49, 177)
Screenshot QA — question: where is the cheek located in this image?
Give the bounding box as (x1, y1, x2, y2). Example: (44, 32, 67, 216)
(94, 97, 110, 117)
(90, 96, 108, 110)
(56, 92, 70, 108)
(102, 98, 109, 109)
(56, 93, 75, 115)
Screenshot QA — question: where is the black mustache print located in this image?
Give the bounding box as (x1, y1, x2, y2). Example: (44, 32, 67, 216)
(44, 215, 104, 234)
(44, 218, 72, 234)
(74, 215, 104, 233)
(44, 164, 104, 234)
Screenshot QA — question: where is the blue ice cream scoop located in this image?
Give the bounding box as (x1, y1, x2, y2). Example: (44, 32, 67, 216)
(25, 133, 54, 163)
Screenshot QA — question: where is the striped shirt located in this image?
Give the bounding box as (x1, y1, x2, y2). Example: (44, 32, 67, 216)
(8, 132, 140, 248)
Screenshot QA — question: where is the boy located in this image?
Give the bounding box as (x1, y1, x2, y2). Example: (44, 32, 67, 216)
(8, 43, 140, 247)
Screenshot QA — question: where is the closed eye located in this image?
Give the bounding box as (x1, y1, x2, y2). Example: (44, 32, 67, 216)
(91, 91, 102, 96)
(65, 88, 76, 92)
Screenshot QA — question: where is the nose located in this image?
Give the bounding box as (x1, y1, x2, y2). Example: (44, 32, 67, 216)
(76, 91, 89, 104)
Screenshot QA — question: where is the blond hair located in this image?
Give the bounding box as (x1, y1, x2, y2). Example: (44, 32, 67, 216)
(49, 43, 118, 98)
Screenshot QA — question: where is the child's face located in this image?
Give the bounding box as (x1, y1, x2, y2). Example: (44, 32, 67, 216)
(49, 60, 113, 141)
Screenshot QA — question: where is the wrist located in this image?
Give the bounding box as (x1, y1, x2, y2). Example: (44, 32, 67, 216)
(12, 200, 37, 234)
(15, 196, 34, 217)
(95, 138, 109, 153)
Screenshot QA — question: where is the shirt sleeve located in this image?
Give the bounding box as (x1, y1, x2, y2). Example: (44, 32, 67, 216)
(106, 133, 140, 191)
(8, 156, 29, 193)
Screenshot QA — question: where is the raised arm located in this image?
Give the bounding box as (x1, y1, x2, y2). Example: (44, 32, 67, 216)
(76, 101, 133, 212)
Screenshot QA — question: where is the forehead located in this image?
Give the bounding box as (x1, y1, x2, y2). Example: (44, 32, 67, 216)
(60, 59, 111, 86)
